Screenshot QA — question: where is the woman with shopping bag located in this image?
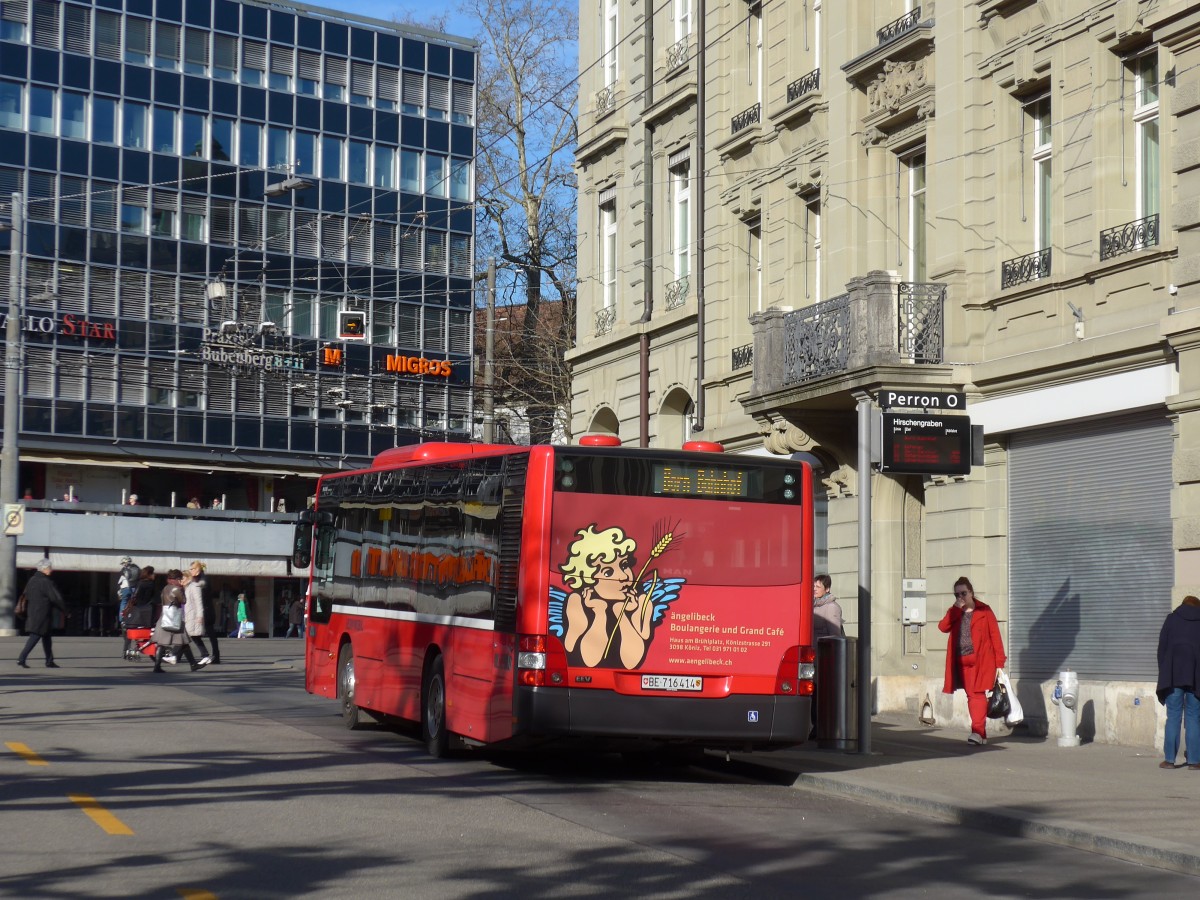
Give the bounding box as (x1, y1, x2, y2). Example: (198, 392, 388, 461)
(939, 576, 1007, 746)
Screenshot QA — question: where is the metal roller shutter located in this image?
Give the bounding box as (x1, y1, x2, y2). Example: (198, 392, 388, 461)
(1008, 413, 1172, 680)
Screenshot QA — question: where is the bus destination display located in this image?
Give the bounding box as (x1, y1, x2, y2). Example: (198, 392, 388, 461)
(881, 413, 972, 476)
(653, 464, 749, 498)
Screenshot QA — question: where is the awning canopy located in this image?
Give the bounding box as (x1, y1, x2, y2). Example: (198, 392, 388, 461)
(25, 455, 319, 478)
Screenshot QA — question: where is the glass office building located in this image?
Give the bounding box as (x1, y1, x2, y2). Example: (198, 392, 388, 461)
(0, 0, 476, 626)
(0, 0, 478, 472)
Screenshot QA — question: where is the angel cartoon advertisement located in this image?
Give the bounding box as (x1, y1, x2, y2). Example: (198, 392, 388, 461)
(548, 520, 685, 669)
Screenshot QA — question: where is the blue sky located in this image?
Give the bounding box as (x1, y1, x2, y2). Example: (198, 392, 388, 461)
(313, 1, 480, 44)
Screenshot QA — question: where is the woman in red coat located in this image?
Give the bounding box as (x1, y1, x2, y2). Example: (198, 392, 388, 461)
(939, 576, 1006, 745)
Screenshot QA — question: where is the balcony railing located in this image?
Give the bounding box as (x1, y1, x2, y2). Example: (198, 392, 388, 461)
(596, 86, 616, 116)
(898, 282, 945, 364)
(750, 273, 947, 394)
(595, 305, 616, 335)
(878, 6, 920, 44)
(1000, 248, 1051, 290)
(1099, 214, 1159, 261)
(732, 343, 753, 370)
(731, 102, 761, 135)
(786, 68, 820, 104)
(665, 275, 689, 310)
(782, 293, 853, 383)
(666, 35, 689, 72)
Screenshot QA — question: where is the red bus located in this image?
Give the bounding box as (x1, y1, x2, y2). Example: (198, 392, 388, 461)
(293, 438, 815, 756)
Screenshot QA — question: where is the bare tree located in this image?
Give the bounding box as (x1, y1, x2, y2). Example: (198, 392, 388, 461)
(463, 0, 577, 444)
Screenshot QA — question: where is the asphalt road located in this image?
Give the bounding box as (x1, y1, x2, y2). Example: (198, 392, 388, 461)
(3, 637, 1199, 899)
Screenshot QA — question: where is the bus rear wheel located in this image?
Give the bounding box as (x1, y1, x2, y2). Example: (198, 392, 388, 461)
(338, 645, 361, 730)
(422, 655, 449, 758)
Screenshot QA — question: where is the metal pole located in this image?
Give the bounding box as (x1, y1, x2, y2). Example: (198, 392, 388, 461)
(482, 257, 496, 443)
(855, 391, 873, 754)
(0, 192, 23, 635)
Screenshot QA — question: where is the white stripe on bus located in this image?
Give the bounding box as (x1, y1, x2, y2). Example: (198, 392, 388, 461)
(330, 604, 497, 632)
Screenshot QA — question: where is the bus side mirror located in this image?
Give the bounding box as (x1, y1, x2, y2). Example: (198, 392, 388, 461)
(293, 511, 314, 569)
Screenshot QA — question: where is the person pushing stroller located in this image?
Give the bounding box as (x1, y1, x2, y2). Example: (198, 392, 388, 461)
(151, 570, 209, 674)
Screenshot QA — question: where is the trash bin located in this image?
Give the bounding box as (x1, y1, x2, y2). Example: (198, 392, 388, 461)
(815, 635, 858, 749)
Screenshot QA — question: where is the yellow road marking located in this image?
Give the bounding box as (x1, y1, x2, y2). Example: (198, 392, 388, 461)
(5, 741, 49, 766)
(68, 794, 134, 836)
(177, 890, 219, 900)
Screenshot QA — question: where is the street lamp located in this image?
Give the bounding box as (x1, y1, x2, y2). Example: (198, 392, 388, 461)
(264, 175, 314, 198)
(0, 191, 24, 636)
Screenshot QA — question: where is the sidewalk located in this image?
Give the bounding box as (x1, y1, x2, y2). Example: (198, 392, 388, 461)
(759, 713, 1200, 876)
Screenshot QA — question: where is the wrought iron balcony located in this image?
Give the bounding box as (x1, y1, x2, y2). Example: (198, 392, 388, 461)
(666, 35, 689, 72)
(878, 6, 920, 44)
(786, 69, 820, 104)
(596, 86, 616, 116)
(731, 102, 761, 135)
(1000, 248, 1051, 290)
(732, 343, 753, 370)
(665, 275, 689, 310)
(1099, 214, 1159, 261)
(595, 305, 616, 335)
(749, 273, 947, 395)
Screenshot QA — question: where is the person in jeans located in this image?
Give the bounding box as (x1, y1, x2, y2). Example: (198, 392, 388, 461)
(1156, 595, 1200, 769)
(939, 576, 1006, 746)
(17, 559, 65, 669)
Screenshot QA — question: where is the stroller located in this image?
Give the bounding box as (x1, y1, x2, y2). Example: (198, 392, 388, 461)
(124, 627, 157, 661)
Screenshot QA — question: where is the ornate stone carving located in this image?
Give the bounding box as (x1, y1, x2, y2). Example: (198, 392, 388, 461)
(866, 59, 928, 115)
(822, 464, 856, 499)
(759, 418, 815, 455)
(860, 126, 887, 147)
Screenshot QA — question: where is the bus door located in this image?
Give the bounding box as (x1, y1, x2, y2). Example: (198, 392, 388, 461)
(305, 510, 339, 698)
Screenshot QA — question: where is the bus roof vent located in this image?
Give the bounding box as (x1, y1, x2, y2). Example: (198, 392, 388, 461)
(578, 434, 621, 447)
(682, 440, 724, 453)
(373, 442, 483, 467)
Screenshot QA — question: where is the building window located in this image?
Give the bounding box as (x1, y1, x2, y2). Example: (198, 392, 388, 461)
(60, 90, 86, 139)
(602, 0, 618, 88)
(901, 149, 926, 281)
(153, 106, 178, 154)
(270, 45, 293, 92)
(450, 158, 471, 201)
(266, 126, 290, 169)
(28, 84, 54, 134)
(600, 196, 617, 313)
(745, 216, 762, 316)
(670, 155, 690, 281)
(151, 194, 176, 237)
(212, 33, 238, 81)
(749, 1, 763, 105)
(321, 135, 343, 181)
(1026, 94, 1052, 251)
(184, 27, 208, 76)
(242, 40, 266, 87)
(324, 57, 347, 101)
(0, 80, 21, 129)
(210, 116, 234, 161)
(401, 149, 421, 193)
(92, 95, 116, 143)
(803, 194, 821, 302)
(402, 71, 423, 116)
(124, 16, 150, 65)
(348, 140, 369, 184)
(239, 121, 262, 167)
(675, 0, 692, 41)
(1134, 51, 1160, 219)
(183, 112, 205, 157)
(1, 0, 28, 42)
(121, 187, 147, 234)
(181, 197, 206, 241)
(425, 153, 447, 197)
(294, 131, 317, 176)
(374, 145, 396, 189)
(155, 22, 180, 71)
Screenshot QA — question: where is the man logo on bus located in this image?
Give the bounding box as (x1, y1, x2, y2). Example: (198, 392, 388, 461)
(548, 522, 685, 670)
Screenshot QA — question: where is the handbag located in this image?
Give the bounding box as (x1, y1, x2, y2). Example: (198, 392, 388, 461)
(986, 672, 1012, 719)
(160, 604, 183, 633)
(998, 668, 1024, 726)
(15, 593, 26, 617)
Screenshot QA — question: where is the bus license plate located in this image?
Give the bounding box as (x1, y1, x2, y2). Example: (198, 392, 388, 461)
(641, 675, 702, 692)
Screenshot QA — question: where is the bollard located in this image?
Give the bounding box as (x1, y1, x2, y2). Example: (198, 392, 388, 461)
(1051, 669, 1080, 747)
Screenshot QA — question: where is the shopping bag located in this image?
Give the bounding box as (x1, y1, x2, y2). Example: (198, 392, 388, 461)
(998, 668, 1024, 726)
(986, 672, 1011, 719)
(239, 620, 255, 638)
(160, 605, 183, 633)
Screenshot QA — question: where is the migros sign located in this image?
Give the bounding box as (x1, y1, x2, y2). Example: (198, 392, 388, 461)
(319, 346, 453, 377)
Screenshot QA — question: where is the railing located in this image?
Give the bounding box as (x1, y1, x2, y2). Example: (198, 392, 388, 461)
(665, 275, 689, 310)
(898, 282, 945, 364)
(786, 68, 820, 104)
(731, 102, 761, 135)
(1099, 214, 1159, 261)
(877, 6, 920, 44)
(732, 343, 753, 370)
(1000, 247, 1051, 289)
(782, 293, 853, 383)
(595, 86, 616, 116)
(666, 35, 689, 72)
(595, 305, 616, 335)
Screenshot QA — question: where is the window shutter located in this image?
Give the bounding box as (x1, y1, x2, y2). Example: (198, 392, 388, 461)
(377, 67, 399, 102)
(213, 33, 237, 72)
(184, 28, 209, 67)
(32, 0, 58, 49)
(448, 309, 470, 353)
(349, 219, 371, 263)
(60, 176, 87, 226)
(119, 357, 146, 404)
(120, 270, 148, 318)
(57, 264, 86, 314)
(210, 199, 235, 245)
(125, 17, 150, 59)
(151, 274, 177, 321)
(63, 5, 90, 54)
(321, 217, 345, 261)
(373, 221, 396, 267)
(155, 22, 179, 62)
(400, 229, 422, 270)
(452, 81, 474, 122)
(89, 267, 117, 317)
(295, 210, 319, 257)
(25, 348, 54, 399)
(207, 370, 232, 412)
(298, 50, 320, 80)
(449, 234, 471, 278)
(243, 40, 266, 74)
(271, 44, 294, 76)
(351, 61, 373, 97)
(178, 278, 205, 323)
(0, 1, 29, 27)
(88, 355, 116, 402)
(402, 71, 424, 109)
(95, 10, 121, 60)
(238, 206, 262, 247)
(325, 56, 347, 86)
(427, 76, 450, 114)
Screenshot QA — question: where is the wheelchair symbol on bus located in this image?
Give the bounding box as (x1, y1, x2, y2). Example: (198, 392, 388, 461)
(747, 711, 759, 723)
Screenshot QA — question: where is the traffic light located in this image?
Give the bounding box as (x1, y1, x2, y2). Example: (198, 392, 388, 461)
(338, 310, 366, 340)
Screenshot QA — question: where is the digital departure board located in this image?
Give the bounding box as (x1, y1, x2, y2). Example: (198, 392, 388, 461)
(653, 464, 749, 498)
(880, 413, 972, 476)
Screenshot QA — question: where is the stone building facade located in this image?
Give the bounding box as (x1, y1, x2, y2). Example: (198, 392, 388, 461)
(572, 0, 1200, 746)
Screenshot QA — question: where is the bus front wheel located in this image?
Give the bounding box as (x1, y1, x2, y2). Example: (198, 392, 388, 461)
(338, 645, 361, 730)
(422, 655, 449, 758)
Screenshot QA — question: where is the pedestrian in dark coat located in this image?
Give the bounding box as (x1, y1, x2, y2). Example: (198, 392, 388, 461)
(122, 566, 157, 659)
(17, 559, 65, 669)
(1156, 595, 1200, 769)
(151, 570, 204, 673)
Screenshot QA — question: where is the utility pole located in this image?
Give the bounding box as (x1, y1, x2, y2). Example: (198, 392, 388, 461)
(0, 192, 24, 636)
(483, 257, 496, 443)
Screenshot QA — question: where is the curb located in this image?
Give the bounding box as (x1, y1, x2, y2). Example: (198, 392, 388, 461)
(794, 773, 1200, 877)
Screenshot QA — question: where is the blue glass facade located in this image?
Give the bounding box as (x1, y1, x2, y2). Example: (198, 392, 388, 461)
(0, 0, 477, 467)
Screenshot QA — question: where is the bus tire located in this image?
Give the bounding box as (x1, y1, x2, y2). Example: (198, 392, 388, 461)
(422, 655, 449, 758)
(338, 644, 361, 730)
